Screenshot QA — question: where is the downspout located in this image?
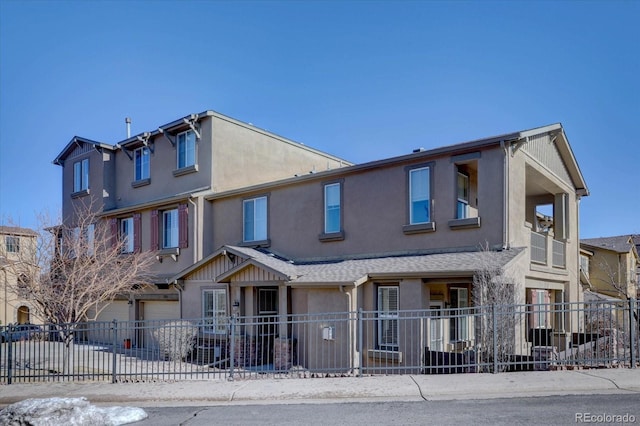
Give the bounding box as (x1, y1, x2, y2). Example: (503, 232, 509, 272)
(188, 197, 199, 263)
(501, 140, 510, 250)
(341, 284, 358, 375)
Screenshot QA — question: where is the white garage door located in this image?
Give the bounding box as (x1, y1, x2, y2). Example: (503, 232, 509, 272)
(141, 300, 180, 350)
(87, 300, 130, 344)
(142, 301, 179, 321)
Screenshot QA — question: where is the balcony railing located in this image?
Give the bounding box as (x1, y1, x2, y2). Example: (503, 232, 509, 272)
(552, 239, 566, 268)
(530, 231, 547, 264)
(530, 230, 565, 269)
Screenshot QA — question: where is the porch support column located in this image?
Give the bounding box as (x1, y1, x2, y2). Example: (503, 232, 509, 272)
(278, 284, 288, 338)
(244, 286, 256, 317)
(231, 285, 241, 316)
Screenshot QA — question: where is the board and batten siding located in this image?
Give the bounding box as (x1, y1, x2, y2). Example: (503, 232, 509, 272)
(522, 133, 573, 187)
(186, 254, 246, 281)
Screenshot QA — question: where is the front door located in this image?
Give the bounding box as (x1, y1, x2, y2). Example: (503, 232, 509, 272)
(257, 287, 278, 365)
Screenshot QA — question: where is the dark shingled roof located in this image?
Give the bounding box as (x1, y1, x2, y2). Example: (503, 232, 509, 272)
(581, 235, 635, 254)
(224, 246, 525, 285)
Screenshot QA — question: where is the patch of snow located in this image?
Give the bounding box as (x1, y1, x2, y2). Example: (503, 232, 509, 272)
(0, 397, 148, 426)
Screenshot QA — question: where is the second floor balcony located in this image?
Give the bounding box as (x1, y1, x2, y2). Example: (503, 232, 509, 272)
(530, 227, 566, 269)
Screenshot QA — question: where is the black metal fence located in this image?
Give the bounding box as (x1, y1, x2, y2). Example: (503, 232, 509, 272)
(1, 299, 637, 384)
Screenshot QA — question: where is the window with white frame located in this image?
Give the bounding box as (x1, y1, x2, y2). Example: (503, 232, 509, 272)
(5, 236, 20, 253)
(377, 286, 399, 350)
(449, 287, 469, 341)
(162, 209, 179, 249)
(243, 196, 267, 242)
(580, 254, 590, 278)
(531, 289, 550, 329)
(120, 217, 134, 253)
(203, 289, 228, 334)
(70, 227, 81, 258)
(86, 223, 95, 256)
(73, 158, 89, 192)
(324, 182, 341, 234)
(177, 130, 196, 169)
(409, 166, 430, 224)
(69, 224, 94, 257)
(134, 147, 150, 181)
(456, 172, 469, 219)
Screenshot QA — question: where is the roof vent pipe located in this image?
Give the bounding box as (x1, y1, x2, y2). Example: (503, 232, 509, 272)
(125, 117, 131, 138)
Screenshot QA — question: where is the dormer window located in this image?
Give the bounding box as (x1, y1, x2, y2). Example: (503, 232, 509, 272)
(177, 130, 196, 169)
(134, 147, 150, 181)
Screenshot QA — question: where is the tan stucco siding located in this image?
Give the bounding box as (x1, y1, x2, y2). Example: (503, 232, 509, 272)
(112, 118, 214, 208)
(211, 147, 506, 260)
(211, 116, 348, 193)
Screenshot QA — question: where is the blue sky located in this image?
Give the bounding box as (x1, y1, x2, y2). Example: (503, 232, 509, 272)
(0, 0, 638, 238)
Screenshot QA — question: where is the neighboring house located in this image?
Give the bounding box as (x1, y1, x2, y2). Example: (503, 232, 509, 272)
(52, 111, 350, 330)
(54, 114, 590, 365)
(0, 226, 40, 325)
(580, 235, 640, 300)
(167, 122, 589, 366)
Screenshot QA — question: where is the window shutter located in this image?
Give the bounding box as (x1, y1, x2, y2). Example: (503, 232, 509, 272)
(151, 210, 159, 250)
(179, 203, 189, 249)
(110, 218, 118, 248)
(133, 213, 142, 253)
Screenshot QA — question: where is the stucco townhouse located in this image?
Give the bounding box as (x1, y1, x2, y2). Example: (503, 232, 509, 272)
(54, 111, 589, 369)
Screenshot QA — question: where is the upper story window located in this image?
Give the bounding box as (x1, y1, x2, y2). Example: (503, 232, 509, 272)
(177, 130, 196, 169)
(134, 147, 150, 181)
(377, 286, 399, 350)
(449, 154, 481, 230)
(409, 166, 430, 224)
(203, 288, 228, 334)
(243, 196, 267, 243)
(120, 217, 134, 253)
(69, 224, 94, 258)
(456, 172, 469, 219)
(324, 183, 341, 234)
(73, 158, 89, 193)
(5, 236, 20, 253)
(151, 204, 188, 253)
(579, 254, 590, 278)
(163, 209, 179, 249)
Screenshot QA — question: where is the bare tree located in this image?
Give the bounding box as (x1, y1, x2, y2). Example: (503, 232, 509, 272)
(472, 245, 519, 372)
(592, 257, 634, 299)
(4, 202, 155, 370)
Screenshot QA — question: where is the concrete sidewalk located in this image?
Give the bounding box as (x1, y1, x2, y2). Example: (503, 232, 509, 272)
(1, 368, 639, 408)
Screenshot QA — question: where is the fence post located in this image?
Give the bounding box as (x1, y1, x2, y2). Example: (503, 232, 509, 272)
(358, 309, 363, 377)
(492, 304, 498, 374)
(229, 315, 235, 381)
(7, 324, 13, 385)
(630, 298, 637, 368)
(112, 320, 118, 383)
